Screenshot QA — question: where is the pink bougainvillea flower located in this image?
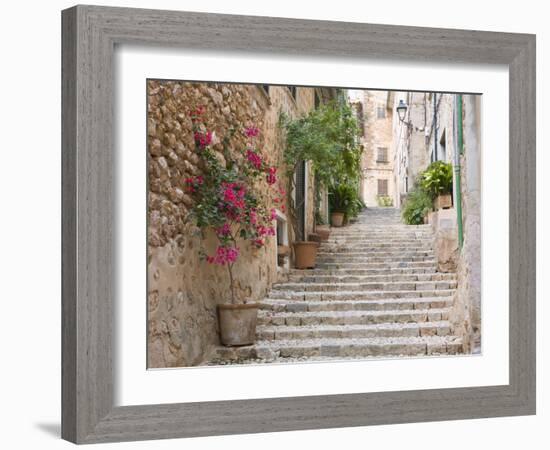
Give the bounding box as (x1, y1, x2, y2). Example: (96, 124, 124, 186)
(206, 245, 240, 265)
(220, 182, 246, 211)
(184, 176, 204, 193)
(188, 105, 205, 122)
(249, 209, 258, 225)
(225, 246, 239, 263)
(270, 208, 277, 221)
(184, 177, 196, 193)
(216, 223, 231, 237)
(244, 126, 260, 138)
(194, 130, 212, 149)
(266, 166, 277, 185)
(253, 238, 265, 247)
(246, 149, 262, 169)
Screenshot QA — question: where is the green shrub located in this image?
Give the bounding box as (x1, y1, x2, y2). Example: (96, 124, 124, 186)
(279, 101, 363, 238)
(420, 161, 453, 199)
(401, 188, 432, 225)
(377, 195, 393, 207)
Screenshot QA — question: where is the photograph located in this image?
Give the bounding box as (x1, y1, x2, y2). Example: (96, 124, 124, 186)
(146, 81, 482, 368)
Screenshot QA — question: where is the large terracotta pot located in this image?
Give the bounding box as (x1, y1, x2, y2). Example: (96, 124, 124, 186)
(293, 241, 319, 269)
(434, 194, 452, 210)
(217, 303, 259, 346)
(330, 212, 345, 227)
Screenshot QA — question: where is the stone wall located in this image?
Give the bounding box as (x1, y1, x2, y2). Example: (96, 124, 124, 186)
(428, 208, 459, 273)
(147, 81, 319, 367)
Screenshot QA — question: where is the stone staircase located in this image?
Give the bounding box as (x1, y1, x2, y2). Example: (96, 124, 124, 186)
(212, 207, 463, 365)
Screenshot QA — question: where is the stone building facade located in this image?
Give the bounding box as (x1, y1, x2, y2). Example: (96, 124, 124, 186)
(147, 80, 336, 367)
(390, 91, 482, 353)
(350, 90, 395, 207)
(392, 91, 431, 207)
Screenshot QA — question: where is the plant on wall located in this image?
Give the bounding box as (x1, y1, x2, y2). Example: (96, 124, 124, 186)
(184, 106, 281, 304)
(279, 100, 362, 237)
(420, 161, 453, 199)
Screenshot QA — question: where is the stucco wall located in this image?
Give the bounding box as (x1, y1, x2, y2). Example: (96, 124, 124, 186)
(360, 91, 395, 206)
(451, 95, 482, 353)
(147, 81, 319, 367)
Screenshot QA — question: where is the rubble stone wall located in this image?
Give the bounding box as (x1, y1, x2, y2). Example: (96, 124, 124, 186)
(147, 81, 317, 367)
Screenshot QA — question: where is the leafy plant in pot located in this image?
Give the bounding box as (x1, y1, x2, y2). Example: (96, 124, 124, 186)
(279, 100, 362, 268)
(329, 182, 361, 227)
(420, 161, 453, 210)
(185, 106, 280, 346)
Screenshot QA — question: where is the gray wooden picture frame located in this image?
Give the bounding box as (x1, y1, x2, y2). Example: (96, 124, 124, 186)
(61, 4, 536, 444)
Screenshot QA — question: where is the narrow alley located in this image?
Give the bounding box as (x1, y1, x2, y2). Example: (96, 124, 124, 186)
(214, 208, 463, 364)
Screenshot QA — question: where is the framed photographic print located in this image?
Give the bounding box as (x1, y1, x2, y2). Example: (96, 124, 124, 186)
(62, 5, 536, 444)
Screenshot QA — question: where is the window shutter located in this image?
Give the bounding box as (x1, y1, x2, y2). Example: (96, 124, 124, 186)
(378, 179, 388, 196)
(377, 147, 388, 162)
(294, 161, 306, 241)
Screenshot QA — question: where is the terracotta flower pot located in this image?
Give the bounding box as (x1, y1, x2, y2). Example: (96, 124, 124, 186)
(293, 241, 319, 269)
(277, 245, 291, 257)
(217, 303, 259, 346)
(330, 212, 345, 227)
(316, 225, 331, 241)
(434, 194, 452, 210)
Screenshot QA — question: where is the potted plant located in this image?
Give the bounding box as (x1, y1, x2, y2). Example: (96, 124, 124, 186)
(329, 182, 360, 227)
(279, 101, 362, 267)
(185, 106, 280, 346)
(420, 161, 453, 210)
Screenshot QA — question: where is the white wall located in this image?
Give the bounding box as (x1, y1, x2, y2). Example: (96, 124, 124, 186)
(0, 1, 547, 449)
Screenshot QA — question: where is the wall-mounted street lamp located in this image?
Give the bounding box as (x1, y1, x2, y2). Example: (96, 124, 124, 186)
(396, 99, 408, 122)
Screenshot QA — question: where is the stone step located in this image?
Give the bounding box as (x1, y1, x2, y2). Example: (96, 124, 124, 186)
(330, 234, 424, 237)
(288, 272, 456, 283)
(259, 297, 453, 313)
(316, 261, 437, 269)
(267, 289, 455, 301)
(257, 307, 452, 326)
(317, 251, 435, 258)
(329, 227, 430, 233)
(317, 256, 436, 264)
(256, 320, 453, 340)
(213, 335, 463, 362)
(329, 230, 429, 235)
(290, 267, 439, 276)
(271, 280, 457, 292)
(318, 244, 434, 251)
(326, 238, 433, 244)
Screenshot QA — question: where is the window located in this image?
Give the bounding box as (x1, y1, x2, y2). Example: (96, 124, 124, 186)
(376, 106, 386, 119)
(377, 179, 388, 196)
(376, 147, 388, 163)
